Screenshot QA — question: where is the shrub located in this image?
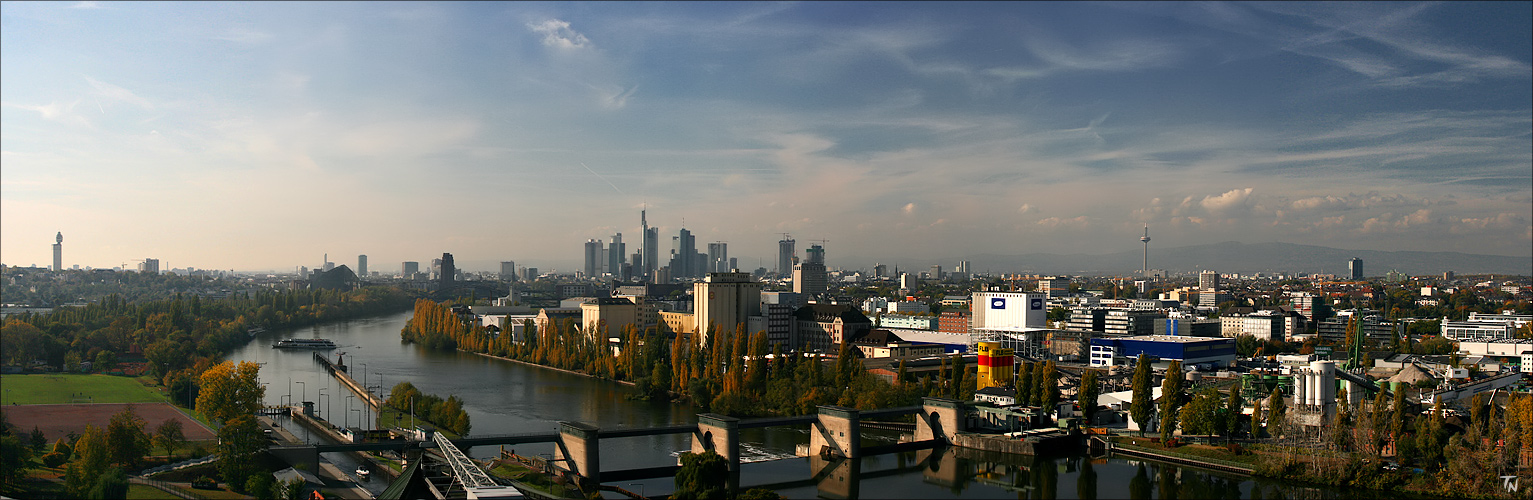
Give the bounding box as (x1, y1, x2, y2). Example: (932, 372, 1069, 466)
(41, 451, 67, 468)
(191, 476, 218, 489)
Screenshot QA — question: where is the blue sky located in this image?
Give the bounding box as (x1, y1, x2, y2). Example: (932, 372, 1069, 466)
(3, 1, 1529, 273)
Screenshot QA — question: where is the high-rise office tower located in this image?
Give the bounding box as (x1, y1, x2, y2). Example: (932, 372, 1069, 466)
(793, 244, 828, 295)
(51, 232, 62, 272)
(873, 264, 887, 278)
(1199, 270, 1219, 292)
(357, 255, 368, 276)
(139, 258, 159, 275)
(777, 236, 795, 276)
(671, 228, 696, 279)
(609, 233, 626, 279)
(643, 227, 659, 281)
(930, 265, 943, 281)
(501, 261, 517, 281)
(402, 261, 419, 277)
(584, 239, 604, 278)
(707, 242, 728, 273)
(439, 253, 456, 288)
(1348, 258, 1364, 280)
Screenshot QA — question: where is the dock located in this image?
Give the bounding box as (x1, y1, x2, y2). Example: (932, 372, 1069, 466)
(314, 352, 384, 410)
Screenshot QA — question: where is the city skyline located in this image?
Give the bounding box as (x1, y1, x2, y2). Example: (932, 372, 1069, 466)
(3, 2, 1530, 272)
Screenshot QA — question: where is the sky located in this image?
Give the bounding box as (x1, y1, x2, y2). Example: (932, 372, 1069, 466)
(2, 1, 1530, 274)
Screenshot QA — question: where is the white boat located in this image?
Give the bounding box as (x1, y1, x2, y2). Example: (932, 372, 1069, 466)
(355, 466, 371, 479)
(272, 338, 338, 349)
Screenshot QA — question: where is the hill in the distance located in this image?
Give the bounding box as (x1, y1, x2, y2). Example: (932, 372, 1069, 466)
(959, 241, 1531, 277)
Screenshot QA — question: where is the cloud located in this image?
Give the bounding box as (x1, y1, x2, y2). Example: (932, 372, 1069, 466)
(1017, 204, 1034, 214)
(86, 78, 153, 109)
(1200, 188, 1254, 215)
(1037, 216, 1090, 229)
(903, 203, 917, 215)
(215, 26, 275, 44)
(528, 19, 591, 49)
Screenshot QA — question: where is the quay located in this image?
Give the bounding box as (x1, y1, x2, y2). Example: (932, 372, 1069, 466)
(1092, 436, 1255, 475)
(314, 352, 384, 410)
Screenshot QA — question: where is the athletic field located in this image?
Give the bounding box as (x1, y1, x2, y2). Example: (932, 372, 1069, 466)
(1, 403, 216, 443)
(0, 373, 169, 405)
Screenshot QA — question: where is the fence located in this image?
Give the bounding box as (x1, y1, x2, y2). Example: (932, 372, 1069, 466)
(131, 477, 209, 500)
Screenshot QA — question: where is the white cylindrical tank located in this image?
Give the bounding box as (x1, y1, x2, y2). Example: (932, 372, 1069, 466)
(1295, 369, 1308, 407)
(1311, 360, 1336, 407)
(1348, 380, 1366, 408)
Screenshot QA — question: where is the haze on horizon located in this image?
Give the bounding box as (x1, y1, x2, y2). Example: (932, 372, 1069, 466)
(3, 2, 1530, 274)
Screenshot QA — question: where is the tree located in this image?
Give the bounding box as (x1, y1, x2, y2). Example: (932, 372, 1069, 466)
(1129, 355, 1154, 436)
(1251, 397, 1265, 438)
(104, 405, 150, 468)
(94, 350, 117, 373)
(86, 468, 128, 500)
(1080, 370, 1101, 424)
(1178, 387, 1224, 436)
(1158, 360, 1184, 442)
(1266, 388, 1285, 438)
(216, 415, 264, 489)
(29, 426, 47, 454)
(673, 450, 728, 500)
(0, 433, 33, 490)
(1225, 382, 1244, 438)
(1030, 361, 1046, 406)
(1041, 361, 1061, 412)
(246, 472, 276, 499)
(64, 425, 109, 496)
(154, 419, 185, 458)
(196, 360, 265, 424)
(1017, 361, 1034, 407)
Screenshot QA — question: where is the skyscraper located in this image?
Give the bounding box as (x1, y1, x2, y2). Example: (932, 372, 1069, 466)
(609, 233, 626, 280)
(643, 227, 659, 281)
(707, 242, 728, 273)
(793, 244, 828, 295)
(357, 255, 368, 277)
(438, 254, 453, 288)
(1348, 258, 1364, 280)
(584, 239, 604, 278)
(51, 232, 62, 272)
(439, 253, 456, 288)
(402, 261, 419, 277)
(670, 227, 696, 279)
(777, 235, 795, 276)
(1199, 270, 1219, 292)
(501, 261, 517, 281)
(139, 258, 160, 275)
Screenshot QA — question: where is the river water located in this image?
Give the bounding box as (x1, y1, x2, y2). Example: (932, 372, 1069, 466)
(228, 311, 1370, 499)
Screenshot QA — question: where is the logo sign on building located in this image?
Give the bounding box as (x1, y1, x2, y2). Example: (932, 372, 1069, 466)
(1030, 298, 1044, 310)
(991, 298, 1006, 309)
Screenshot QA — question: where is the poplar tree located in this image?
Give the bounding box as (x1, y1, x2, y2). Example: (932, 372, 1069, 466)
(1030, 361, 1046, 406)
(1041, 361, 1060, 412)
(1017, 361, 1034, 406)
(1266, 388, 1285, 438)
(1225, 381, 1244, 438)
(1080, 369, 1100, 423)
(1130, 355, 1154, 436)
(1158, 360, 1183, 442)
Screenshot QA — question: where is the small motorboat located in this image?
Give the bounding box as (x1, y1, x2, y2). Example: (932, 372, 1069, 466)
(356, 465, 371, 479)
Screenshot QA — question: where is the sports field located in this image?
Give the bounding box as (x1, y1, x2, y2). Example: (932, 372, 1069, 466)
(2, 403, 216, 443)
(0, 373, 169, 405)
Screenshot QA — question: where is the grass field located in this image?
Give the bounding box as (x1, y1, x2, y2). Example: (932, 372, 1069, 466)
(0, 374, 169, 405)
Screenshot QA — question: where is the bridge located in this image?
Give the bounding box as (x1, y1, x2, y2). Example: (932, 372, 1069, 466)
(268, 397, 969, 494)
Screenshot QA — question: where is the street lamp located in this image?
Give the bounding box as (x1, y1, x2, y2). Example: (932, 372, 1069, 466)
(318, 388, 328, 422)
(350, 409, 361, 430)
(296, 381, 306, 410)
(345, 395, 355, 428)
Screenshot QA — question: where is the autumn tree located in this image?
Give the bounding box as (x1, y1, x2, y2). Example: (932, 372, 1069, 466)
(196, 360, 265, 424)
(64, 425, 109, 496)
(217, 415, 264, 490)
(1178, 387, 1224, 436)
(1266, 387, 1285, 438)
(1225, 381, 1244, 438)
(1158, 361, 1184, 442)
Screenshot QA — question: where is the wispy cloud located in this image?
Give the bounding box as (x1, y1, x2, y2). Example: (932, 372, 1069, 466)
(528, 19, 591, 49)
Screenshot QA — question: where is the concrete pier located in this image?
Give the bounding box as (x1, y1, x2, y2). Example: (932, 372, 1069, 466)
(810, 406, 861, 459)
(553, 421, 601, 486)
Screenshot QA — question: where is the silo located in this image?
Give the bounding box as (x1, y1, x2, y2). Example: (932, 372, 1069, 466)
(1295, 369, 1308, 406)
(1311, 360, 1336, 407)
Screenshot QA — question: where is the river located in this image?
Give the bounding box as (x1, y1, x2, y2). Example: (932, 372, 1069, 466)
(228, 311, 1377, 499)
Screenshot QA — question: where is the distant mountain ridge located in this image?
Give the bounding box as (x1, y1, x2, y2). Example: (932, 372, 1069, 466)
(952, 241, 1530, 277)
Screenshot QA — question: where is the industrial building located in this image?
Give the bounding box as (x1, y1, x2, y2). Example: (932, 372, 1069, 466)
(1088, 335, 1237, 369)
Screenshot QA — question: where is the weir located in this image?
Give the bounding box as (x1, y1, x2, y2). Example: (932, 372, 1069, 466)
(271, 397, 967, 492)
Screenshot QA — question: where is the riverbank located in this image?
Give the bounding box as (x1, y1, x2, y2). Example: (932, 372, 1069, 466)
(472, 351, 637, 387)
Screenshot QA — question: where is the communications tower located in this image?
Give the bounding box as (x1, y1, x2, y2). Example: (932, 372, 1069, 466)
(1139, 225, 1151, 273)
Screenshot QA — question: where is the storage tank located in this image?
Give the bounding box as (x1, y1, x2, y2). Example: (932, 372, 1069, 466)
(1294, 369, 1308, 406)
(1310, 360, 1336, 408)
